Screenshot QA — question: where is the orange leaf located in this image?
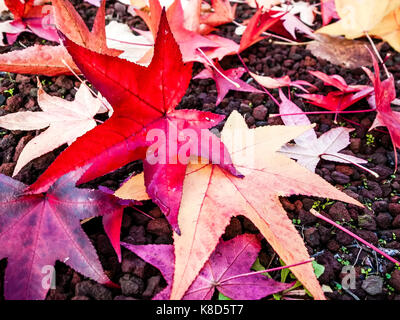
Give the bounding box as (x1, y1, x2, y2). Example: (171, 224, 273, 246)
(170, 111, 361, 300)
(0, 45, 80, 76)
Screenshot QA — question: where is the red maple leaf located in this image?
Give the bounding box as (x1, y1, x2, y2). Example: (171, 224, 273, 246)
(363, 53, 399, 168)
(194, 63, 263, 105)
(3, 0, 59, 45)
(28, 10, 241, 234)
(320, 0, 339, 26)
(298, 70, 373, 118)
(0, 169, 125, 300)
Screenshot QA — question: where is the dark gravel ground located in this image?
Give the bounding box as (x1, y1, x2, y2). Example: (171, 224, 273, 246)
(1, 0, 400, 301)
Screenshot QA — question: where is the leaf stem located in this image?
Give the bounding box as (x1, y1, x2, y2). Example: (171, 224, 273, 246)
(270, 109, 375, 118)
(364, 32, 390, 79)
(197, 48, 241, 89)
(61, 58, 111, 113)
(237, 53, 280, 106)
(310, 209, 400, 266)
(320, 152, 379, 178)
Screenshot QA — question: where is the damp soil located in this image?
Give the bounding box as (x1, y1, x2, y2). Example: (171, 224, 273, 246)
(1, 0, 400, 301)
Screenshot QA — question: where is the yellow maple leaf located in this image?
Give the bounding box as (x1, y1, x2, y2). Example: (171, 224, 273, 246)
(317, 0, 400, 39)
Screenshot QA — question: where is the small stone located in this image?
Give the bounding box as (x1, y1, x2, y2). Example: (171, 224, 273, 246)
(389, 203, 400, 216)
(55, 75, 74, 90)
(358, 214, 376, 231)
(376, 212, 393, 229)
(331, 171, 350, 184)
(304, 227, 320, 247)
(0, 134, 15, 150)
(389, 269, 400, 292)
(336, 229, 354, 245)
(281, 198, 295, 211)
(125, 225, 147, 244)
(350, 138, 361, 153)
(355, 230, 378, 245)
(252, 105, 268, 121)
(114, 295, 137, 300)
(119, 274, 145, 296)
(5, 94, 22, 112)
(372, 201, 388, 213)
(149, 207, 163, 218)
(224, 217, 242, 239)
(114, 2, 126, 14)
(0, 163, 14, 176)
(298, 209, 317, 225)
(361, 276, 383, 295)
(121, 251, 147, 277)
(392, 215, 400, 228)
(71, 295, 90, 300)
(335, 165, 353, 176)
(15, 74, 31, 83)
(239, 103, 252, 113)
(142, 276, 161, 298)
(329, 202, 351, 222)
(75, 281, 112, 300)
(327, 239, 340, 252)
(147, 218, 171, 236)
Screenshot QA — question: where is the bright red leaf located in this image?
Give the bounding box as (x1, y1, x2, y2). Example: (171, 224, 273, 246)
(320, 0, 339, 26)
(194, 63, 263, 105)
(363, 52, 399, 168)
(0, 169, 125, 300)
(122, 234, 293, 300)
(28, 10, 241, 235)
(2, 0, 58, 45)
(298, 70, 373, 117)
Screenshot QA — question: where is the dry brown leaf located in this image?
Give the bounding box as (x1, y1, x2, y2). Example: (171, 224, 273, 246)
(307, 34, 381, 69)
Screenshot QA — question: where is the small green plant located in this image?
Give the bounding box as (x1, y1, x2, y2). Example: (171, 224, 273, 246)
(361, 267, 372, 277)
(337, 258, 350, 266)
(4, 88, 14, 96)
(292, 218, 301, 225)
(312, 198, 335, 212)
(378, 239, 387, 246)
(365, 133, 375, 146)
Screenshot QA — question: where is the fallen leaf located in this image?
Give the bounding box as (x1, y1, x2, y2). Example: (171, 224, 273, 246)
(123, 234, 293, 300)
(0, 81, 105, 176)
(0, 0, 121, 76)
(135, 0, 239, 64)
(317, 0, 400, 39)
(200, 0, 237, 29)
(272, 1, 316, 26)
(105, 20, 153, 63)
(363, 51, 399, 167)
(29, 11, 241, 236)
(307, 33, 382, 69)
(278, 90, 367, 172)
(0, 168, 125, 300)
(369, 7, 400, 52)
(249, 71, 316, 92)
(0, 44, 80, 76)
(194, 64, 263, 105)
(298, 69, 373, 117)
(0, 0, 59, 45)
(239, 8, 284, 52)
(320, 0, 339, 26)
(123, 111, 361, 300)
(245, 0, 283, 9)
